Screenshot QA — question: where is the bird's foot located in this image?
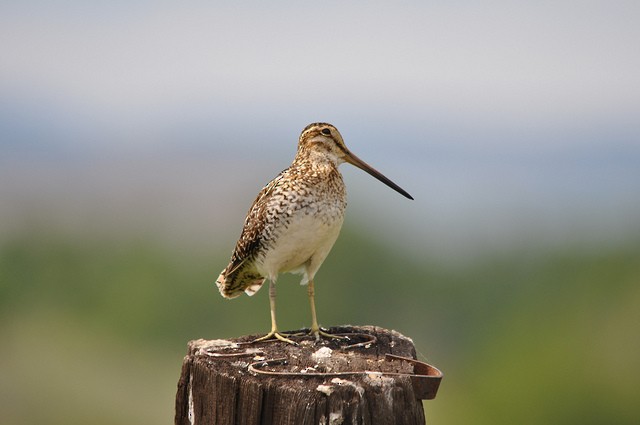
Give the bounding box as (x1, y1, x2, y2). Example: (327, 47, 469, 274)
(309, 326, 347, 341)
(253, 330, 298, 345)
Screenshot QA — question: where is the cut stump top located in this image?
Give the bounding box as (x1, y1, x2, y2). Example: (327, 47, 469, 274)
(175, 325, 442, 425)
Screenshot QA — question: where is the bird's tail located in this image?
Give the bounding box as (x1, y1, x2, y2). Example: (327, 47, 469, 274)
(215, 261, 266, 298)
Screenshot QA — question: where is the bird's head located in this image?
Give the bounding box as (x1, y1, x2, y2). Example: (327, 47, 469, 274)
(297, 122, 413, 200)
(297, 122, 348, 163)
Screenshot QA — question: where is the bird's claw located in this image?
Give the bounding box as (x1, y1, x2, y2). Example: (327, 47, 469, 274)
(310, 327, 348, 341)
(253, 330, 298, 345)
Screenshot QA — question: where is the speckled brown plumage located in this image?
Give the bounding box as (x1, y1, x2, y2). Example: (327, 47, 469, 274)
(214, 123, 412, 342)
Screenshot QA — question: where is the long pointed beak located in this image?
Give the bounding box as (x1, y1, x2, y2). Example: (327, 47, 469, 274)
(344, 150, 414, 200)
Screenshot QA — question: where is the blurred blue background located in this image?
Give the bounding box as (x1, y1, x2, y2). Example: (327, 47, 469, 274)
(1, 1, 639, 424)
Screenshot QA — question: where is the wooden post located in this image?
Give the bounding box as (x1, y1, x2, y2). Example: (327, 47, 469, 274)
(175, 325, 441, 425)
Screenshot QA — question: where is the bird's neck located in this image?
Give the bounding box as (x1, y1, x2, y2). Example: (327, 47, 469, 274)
(294, 148, 341, 170)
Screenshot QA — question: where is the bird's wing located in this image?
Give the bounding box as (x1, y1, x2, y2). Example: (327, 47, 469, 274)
(225, 169, 287, 272)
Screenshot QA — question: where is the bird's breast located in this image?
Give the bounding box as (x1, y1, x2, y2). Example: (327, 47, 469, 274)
(256, 193, 346, 278)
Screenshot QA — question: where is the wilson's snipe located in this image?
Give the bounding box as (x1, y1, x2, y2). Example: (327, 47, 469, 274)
(215, 123, 413, 343)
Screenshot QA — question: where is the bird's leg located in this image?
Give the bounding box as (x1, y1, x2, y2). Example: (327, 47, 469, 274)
(307, 278, 344, 340)
(253, 280, 297, 345)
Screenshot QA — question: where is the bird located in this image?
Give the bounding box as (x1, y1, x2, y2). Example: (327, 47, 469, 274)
(215, 123, 413, 344)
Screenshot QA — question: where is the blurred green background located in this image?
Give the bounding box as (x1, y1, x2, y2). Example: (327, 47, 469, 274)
(2, 217, 639, 424)
(2, 2, 640, 424)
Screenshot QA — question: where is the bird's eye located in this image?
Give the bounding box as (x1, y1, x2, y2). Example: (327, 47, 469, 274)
(321, 128, 331, 136)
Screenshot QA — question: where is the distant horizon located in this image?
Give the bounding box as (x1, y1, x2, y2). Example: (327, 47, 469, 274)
(2, 150, 639, 264)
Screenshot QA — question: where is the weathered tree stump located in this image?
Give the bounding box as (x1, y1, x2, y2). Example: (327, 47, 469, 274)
(175, 325, 442, 425)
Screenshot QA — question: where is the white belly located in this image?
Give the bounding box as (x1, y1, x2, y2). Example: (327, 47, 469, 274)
(257, 213, 344, 282)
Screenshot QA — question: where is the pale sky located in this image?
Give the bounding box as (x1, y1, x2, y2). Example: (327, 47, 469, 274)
(1, 1, 639, 256)
(2, 1, 639, 150)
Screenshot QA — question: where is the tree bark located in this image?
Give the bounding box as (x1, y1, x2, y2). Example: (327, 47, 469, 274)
(175, 325, 441, 425)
